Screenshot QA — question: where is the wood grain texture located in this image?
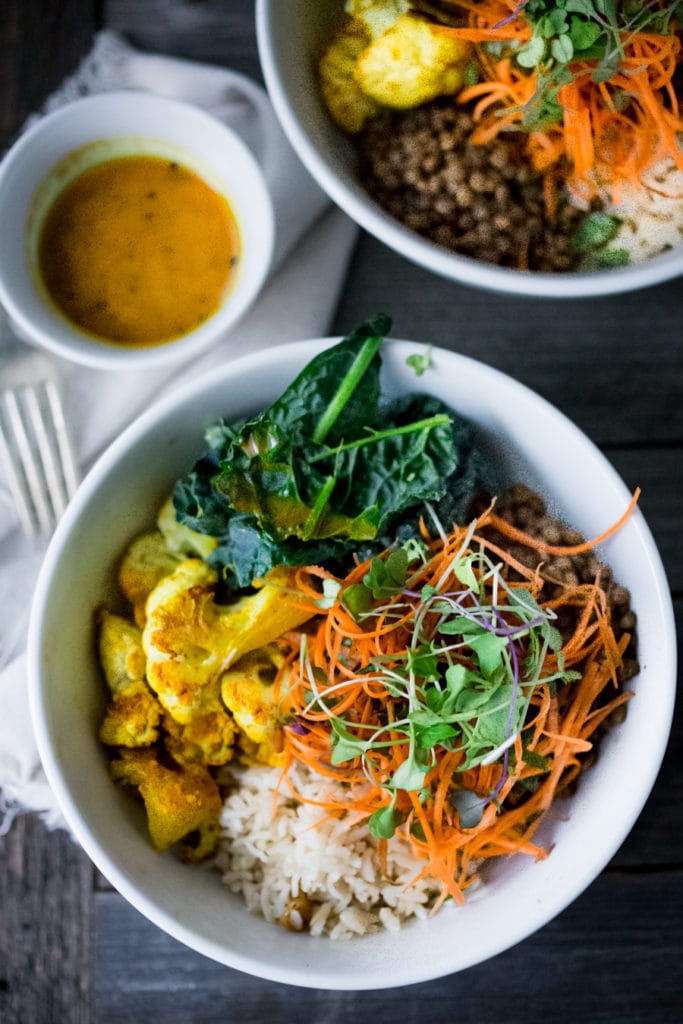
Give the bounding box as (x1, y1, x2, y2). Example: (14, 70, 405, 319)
(105, 0, 261, 79)
(0, 815, 94, 1024)
(95, 870, 683, 1024)
(331, 235, 683, 447)
(0, 0, 99, 144)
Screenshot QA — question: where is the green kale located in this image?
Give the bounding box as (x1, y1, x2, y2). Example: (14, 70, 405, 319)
(173, 316, 491, 589)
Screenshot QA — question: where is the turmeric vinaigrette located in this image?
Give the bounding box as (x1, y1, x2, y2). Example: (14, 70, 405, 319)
(38, 156, 239, 346)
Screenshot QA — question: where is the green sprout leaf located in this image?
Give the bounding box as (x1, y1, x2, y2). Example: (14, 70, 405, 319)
(517, 34, 546, 67)
(406, 345, 433, 377)
(390, 749, 431, 792)
(368, 795, 401, 839)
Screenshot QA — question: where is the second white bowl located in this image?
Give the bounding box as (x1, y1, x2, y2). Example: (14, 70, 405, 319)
(256, 0, 683, 298)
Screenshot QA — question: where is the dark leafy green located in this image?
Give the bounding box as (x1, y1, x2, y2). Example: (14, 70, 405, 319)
(174, 317, 490, 589)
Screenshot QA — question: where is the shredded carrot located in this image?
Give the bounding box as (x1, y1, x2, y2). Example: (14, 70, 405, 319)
(434, 2, 683, 200)
(487, 488, 641, 556)
(275, 492, 639, 903)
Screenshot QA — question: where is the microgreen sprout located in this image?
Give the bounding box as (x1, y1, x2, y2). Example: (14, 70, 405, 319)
(488, 0, 683, 128)
(406, 345, 433, 377)
(298, 541, 580, 838)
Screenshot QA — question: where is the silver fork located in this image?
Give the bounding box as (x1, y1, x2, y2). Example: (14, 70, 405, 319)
(0, 353, 80, 538)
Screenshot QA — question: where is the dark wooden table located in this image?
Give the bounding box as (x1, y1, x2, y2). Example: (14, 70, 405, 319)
(1, 3, 681, 1022)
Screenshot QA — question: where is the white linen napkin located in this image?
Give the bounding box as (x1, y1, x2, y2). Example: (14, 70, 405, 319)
(0, 30, 357, 833)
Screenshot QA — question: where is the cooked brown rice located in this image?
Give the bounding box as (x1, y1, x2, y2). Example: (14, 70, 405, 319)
(216, 761, 444, 940)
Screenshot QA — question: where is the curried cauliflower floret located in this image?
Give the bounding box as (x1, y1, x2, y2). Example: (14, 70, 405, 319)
(162, 691, 237, 767)
(111, 748, 221, 860)
(98, 610, 147, 693)
(355, 13, 470, 109)
(99, 681, 162, 748)
(118, 532, 181, 626)
(142, 559, 312, 724)
(98, 611, 162, 748)
(319, 18, 381, 133)
(345, 0, 410, 39)
(157, 496, 218, 561)
(221, 646, 286, 768)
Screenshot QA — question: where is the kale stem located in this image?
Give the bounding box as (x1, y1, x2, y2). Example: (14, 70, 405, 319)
(312, 335, 383, 445)
(301, 475, 336, 540)
(310, 414, 452, 462)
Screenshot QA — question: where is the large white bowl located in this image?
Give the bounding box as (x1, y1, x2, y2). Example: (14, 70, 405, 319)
(256, 0, 683, 298)
(28, 339, 675, 989)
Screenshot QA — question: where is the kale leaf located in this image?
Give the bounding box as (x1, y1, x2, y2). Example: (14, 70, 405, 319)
(173, 317, 489, 588)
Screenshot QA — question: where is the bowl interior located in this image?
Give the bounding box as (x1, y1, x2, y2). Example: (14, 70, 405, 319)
(29, 340, 676, 989)
(256, 0, 683, 297)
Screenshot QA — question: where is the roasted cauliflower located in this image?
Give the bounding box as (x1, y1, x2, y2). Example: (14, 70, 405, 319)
(98, 611, 162, 748)
(118, 499, 218, 626)
(157, 496, 218, 561)
(162, 696, 237, 767)
(142, 559, 312, 724)
(319, 18, 381, 133)
(111, 748, 222, 860)
(118, 532, 181, 626)
(221, 645, 286, 767)
(100, 499, 318, 860)
(355, 13, 470, 109)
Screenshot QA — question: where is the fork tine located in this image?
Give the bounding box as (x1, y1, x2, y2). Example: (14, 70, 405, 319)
(45, 379, 79, 498)
(22, 384, 68, 519)
(0, 415, 36, 538)
(2, 389, 53, 534)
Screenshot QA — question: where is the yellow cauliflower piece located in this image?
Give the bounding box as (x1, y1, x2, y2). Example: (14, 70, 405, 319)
(98, 611, 162, 748)
(157, 496, 218, 561)
(346, 0, 410, 39)
(98, 610, 147, 693)
(142, 559, 312, 724)
(319, 19, 381, 133)
(118, 532, 181, 625)
(99, 681, 162, 748)
(221, 646, 285, 768)
(355, 13, 470, 108)
(162, 689, 237, 767)
(111, 748, 221, 861)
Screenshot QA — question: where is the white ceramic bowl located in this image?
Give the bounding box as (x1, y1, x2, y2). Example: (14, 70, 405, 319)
(256, 0, 683, 298)
(29, 339, 675, 988)
(0, 92, 274, 369)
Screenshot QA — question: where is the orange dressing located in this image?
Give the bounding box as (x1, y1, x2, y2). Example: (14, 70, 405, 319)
(38, 155, 239, 346)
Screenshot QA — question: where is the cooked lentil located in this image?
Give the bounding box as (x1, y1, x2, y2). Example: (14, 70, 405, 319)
(358, 101, 587, 272)
(469, 483, 638, 803)
(476, 483, 638, 801)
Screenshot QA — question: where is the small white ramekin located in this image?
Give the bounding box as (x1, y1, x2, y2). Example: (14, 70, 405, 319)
(0, 91, 274, 369)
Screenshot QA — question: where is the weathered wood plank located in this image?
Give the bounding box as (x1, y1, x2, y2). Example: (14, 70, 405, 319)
(332, 235, 683, 448)
(105, 0, 261, 79)
(0, 6, 98, 1022)
(0, 0, 98, 144)
(95, 869, 683, 1023)
(0, 815, 94, 1024)
(604, 446, 681, 593)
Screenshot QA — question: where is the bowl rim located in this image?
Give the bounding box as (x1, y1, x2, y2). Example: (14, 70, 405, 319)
(28, 337, 677, 988)
(255, 0, 683, 299)
(0, 90, 275, 370)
